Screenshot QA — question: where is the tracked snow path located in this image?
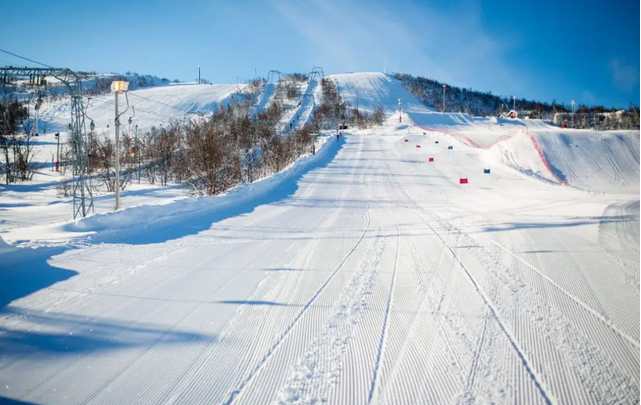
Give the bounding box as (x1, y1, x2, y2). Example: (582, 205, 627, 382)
(0, 122, 639, 404)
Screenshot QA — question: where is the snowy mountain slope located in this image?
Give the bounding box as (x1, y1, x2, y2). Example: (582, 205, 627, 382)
(251, 82, 276, 117)
(332, 72, 430, 115)
(40, 82, 243, 135)
(250, 77, 318, 132)
(0, 116, 638, 405)
(297, 79, 319, 128)
(329, 72, 640, 192)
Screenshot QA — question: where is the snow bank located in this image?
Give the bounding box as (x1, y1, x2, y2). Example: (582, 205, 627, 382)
(2, 135, 340, 245)
(482, 132, 560, 184)
(534, 130, 640, 193)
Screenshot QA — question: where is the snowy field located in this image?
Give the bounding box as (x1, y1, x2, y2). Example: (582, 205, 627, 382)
(0, 73, 639, 404)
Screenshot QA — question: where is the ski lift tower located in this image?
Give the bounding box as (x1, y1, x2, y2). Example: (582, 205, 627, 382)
(0, 66, 94, 218)
(267, 70, 282, 83)
(309, 66, 325, 80)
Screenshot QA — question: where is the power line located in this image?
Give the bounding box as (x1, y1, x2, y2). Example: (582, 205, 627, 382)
(0, 57, 28, 68)
(0, 48, 55, 69)
(128, 92, 192, 115)
(90, 98, 178, 122)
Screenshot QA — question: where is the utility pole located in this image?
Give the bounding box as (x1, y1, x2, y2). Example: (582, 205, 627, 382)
(442, 84, 447, 113)
(114, 88, 120, 210)
(55, 132, 60, 172)
(198, 65, 201, 84)
(136, 124, 140, 184)
(2, 110, 8, 185)
(398, 98, 402, 123)
(111, 80, 129, 211)
(571, 100, 575, 129)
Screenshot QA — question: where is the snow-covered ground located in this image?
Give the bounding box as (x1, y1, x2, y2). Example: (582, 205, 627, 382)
(0, 82, 245, 233)
(0, 72, 639, 405)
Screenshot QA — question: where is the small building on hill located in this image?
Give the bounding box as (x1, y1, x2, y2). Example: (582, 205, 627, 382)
(501, 109, 519, 119)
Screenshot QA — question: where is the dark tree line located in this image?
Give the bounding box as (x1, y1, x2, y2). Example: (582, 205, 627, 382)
(395, 73, 639, 130)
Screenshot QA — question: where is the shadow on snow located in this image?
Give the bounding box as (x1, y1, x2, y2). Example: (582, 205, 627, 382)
(0, 307, 214, 357)
(0, 138, 345, 310)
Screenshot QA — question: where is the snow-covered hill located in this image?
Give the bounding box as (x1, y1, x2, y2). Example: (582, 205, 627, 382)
(40, 82, 243, 134)
(327, 72, 640, 193)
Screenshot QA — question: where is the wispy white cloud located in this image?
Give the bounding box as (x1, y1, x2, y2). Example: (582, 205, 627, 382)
(267, 0, 521, 95)
(608, 59, 639, 91)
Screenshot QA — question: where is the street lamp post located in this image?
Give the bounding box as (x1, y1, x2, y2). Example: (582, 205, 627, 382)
(571, 100, 575, 129)
(198, 65, 201, 84)
(111, 80, 130, 211)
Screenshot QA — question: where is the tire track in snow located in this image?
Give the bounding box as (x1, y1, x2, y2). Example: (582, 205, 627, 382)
(481, 235, 639, 350)
(585, 136, 627, 184)
(367, 225, 400, 404)
(275, 230, 386, 404)
(385, 164, 555, 405)
(14, 166, 339, 404)
(369, 156, 470, 403)
(381, 157, 516, 403)
(416, 216, 554, 405)
(90, 150, 357, 405)
(374, 233, 470, 404)
(267, 140, 379, 405)
(462, 303, 492, 400)
(425, 209, 639, 404)
(162, 138, 372, 405)
(221, 208, 372, 405)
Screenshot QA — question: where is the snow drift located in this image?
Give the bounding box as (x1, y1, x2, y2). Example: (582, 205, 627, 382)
(2, 135, 339, 245)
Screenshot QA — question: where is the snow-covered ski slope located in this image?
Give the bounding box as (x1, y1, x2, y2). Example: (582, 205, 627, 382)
(333, 72, 639, 193)
(41, 82, 243, 134)
(0, 72, 639, 405)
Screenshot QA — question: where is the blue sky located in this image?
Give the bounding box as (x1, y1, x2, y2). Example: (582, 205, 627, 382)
(1, 0, 638, 108)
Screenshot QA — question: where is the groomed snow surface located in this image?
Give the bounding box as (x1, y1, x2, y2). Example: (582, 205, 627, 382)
(0, 73, 639, 405)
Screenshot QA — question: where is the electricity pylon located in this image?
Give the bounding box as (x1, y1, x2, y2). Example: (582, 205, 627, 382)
(0, 66, 94, 218)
